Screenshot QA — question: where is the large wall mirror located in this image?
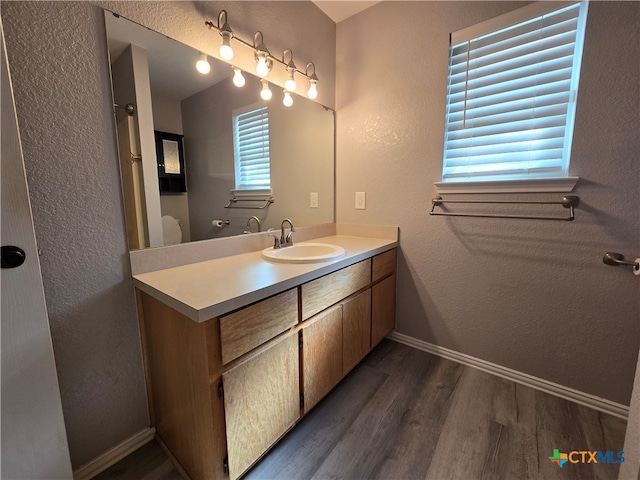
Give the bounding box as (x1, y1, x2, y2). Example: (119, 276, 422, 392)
(104, 11, 335, 250)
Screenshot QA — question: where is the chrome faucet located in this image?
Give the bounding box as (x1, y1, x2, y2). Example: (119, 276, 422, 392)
(246, 216, 261, 233)
(280, 218, 295, 248)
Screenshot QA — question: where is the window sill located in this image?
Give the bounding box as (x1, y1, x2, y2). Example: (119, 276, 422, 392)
(434, 177, 579, 194)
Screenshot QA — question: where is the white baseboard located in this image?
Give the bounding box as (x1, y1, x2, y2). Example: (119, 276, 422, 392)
(388, 332, 629, 420)
(73, 427, 156, 480)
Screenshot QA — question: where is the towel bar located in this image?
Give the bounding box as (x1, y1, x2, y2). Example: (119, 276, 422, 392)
(224, 197, 274, 209)
(429, 195, 579, 221)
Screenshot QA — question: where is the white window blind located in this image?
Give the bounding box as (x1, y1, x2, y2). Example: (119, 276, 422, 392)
(233, 105, 271, 190)
(441, 1, 588, 184)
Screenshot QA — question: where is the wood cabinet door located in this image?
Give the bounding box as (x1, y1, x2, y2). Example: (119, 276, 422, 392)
(372, 274, 396, 347)
(342, 289, 372, 375)
(302, 305, 343, 413)
(222, 334, 300, 480)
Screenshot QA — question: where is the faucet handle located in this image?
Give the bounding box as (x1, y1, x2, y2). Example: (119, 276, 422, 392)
(285, 229, 294, 245)
(268, 233, 281, 249)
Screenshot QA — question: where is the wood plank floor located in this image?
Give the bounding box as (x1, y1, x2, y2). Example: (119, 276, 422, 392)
(96, 340, 627, 480)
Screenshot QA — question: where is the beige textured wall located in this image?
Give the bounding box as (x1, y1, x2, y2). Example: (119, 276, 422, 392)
(336, 1, 640, 405)
(1, 0, 335, 468)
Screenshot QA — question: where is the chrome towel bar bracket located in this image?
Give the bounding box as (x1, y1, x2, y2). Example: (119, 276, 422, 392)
(430, 195, 579, 221)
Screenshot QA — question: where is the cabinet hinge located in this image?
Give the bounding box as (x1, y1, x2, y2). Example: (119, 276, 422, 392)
(299, 332, 303, 348)
(300, 393, 304, 408)
(218, 381, 224, 400)
(223, 456, 229, 475)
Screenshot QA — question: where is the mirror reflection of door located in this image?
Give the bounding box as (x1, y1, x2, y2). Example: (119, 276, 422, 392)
(111, 43, 163, 248)
(115, 106, 146, 249)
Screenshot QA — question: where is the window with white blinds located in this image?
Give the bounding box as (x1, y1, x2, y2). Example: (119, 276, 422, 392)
(233, 105, 271, 190)
(441, 1, 588, 185)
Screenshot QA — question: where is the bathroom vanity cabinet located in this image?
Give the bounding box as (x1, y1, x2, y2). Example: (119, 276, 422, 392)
(138, 247, 397, 480)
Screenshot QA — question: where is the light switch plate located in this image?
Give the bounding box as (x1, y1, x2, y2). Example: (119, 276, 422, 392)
(310, 192, 319, 208)
(355, 191, 366, 210)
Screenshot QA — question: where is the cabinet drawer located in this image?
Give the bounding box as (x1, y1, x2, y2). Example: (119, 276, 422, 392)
(220, 288, 298, 364)
(372, 249, 396, 283)
(301, 260, 371, 320)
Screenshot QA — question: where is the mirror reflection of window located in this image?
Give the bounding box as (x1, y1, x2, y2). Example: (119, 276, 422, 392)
(233, 105, 271, 191)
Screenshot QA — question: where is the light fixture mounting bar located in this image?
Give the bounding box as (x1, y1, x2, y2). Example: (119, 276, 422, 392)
(205, 20, 316, 81)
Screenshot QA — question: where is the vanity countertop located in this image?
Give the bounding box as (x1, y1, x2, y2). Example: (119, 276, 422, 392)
(133, 234, 397, 322)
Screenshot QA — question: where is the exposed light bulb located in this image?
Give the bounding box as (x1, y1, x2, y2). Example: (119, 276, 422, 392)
(283, 91, 294, 107)
(220, 35, 234, 61)
(305, 64, 319, 100)
(253, 33, 271, 78)
(217, 10, 234, 61)
(256, 54, 270, 77)
(233, 68, 245, 87)
(260, 80, 272, 101)
(307, 81, 318, 99)
(196, 53, 210, 74)
(283, 50, 297, 92)
(285, 70, 297, 92)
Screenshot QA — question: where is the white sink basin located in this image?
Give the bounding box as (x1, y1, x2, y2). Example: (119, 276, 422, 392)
(261, 243, 346, 264)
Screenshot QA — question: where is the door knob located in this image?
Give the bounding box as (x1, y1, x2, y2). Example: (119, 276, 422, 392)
(1, 245, 26, 269)
(603, 252, 640, 275)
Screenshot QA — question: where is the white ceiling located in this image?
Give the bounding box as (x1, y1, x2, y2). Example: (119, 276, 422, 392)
(312, 1, 380, 23)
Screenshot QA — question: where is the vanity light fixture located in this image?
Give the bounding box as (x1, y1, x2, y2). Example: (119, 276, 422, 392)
(283, 90, 294, 107)
(217, 10, 234, 61)
(196, 52, 211, 74)
(233, 67, 246, 87)
(254, 32, 272, 77)
(205, 11, 320, 101)
(306, 63, 319, 99)
(283, 49, 297, 92)
(260, 79, 273, 101)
